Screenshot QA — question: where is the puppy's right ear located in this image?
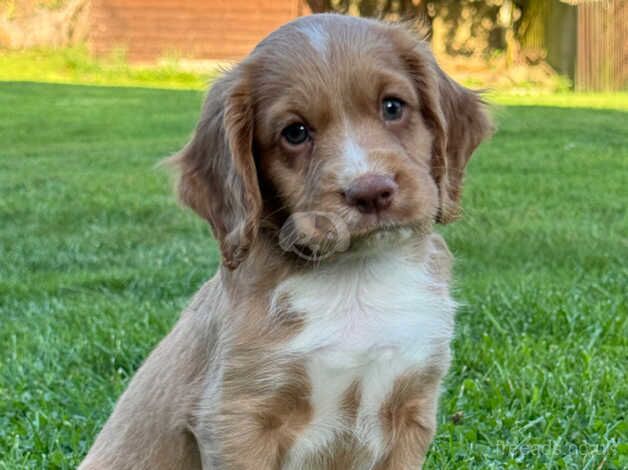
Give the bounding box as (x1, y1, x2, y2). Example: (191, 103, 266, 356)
(170, 70, 262, 269)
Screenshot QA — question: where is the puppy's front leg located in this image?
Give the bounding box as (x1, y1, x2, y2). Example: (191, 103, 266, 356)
(375, 372, 442, 470)
(194, 365, 313, 470)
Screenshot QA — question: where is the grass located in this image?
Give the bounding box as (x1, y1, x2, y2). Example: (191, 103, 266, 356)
(0, 79, 626, 469)
(0, 47, 217, 89)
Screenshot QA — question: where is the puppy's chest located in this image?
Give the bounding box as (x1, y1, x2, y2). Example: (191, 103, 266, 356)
(271, 250, 455, 462)
(274, 251, 455, 367)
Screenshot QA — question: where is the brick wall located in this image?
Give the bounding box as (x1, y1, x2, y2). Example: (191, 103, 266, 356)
(88, 0, 310, 62)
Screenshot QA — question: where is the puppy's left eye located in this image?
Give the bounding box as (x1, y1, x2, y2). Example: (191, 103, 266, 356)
(381, 97, 405, 121)
(281, 122, 310, 146)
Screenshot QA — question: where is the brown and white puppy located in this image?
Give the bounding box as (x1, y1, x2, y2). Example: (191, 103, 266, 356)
(80, 14, 491, 470)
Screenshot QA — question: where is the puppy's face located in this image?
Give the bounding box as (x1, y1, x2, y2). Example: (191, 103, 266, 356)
(174, 15, 491, 268)
(255, 26, 436, 239)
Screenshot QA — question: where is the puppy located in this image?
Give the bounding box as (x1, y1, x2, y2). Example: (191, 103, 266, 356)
(80, 13, 491, 470)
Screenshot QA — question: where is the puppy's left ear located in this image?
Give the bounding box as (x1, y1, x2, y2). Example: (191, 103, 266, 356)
(432, 66, 493, 223)
(399, 36, 493, 223)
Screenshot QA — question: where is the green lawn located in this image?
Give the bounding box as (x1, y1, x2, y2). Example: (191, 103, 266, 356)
(1, 81, 626, 469)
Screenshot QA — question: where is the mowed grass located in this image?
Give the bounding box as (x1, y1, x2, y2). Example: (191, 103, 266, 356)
(1, 81, 626, 469)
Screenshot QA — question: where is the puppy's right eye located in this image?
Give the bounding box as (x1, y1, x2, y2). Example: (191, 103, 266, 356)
(381, 97, 405, 121)
(281, 123, 310, 146)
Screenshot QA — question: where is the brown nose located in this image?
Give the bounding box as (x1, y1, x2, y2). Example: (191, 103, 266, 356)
(344, 174, 397, 214)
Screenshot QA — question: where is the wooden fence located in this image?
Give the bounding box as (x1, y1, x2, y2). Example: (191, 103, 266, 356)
(576, 0, 626, 91)
(84, 0, 626, 90)
(88, 0, 309, 62)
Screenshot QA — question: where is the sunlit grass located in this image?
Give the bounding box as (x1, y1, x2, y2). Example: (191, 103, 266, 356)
(0, 47, 218, 89)
(487, 91, 628, 110)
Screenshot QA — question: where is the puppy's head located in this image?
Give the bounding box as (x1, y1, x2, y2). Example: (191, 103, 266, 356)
(172, 14, 491, 269)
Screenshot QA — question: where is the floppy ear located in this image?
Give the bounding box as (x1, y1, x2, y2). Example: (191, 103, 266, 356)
(400, 39, 492, 223)
(432, 66, 492, 223)
(171, 70, 262, 269)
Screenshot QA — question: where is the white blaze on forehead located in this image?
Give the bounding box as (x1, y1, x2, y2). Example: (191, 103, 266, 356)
(340, 135, 370, 183)
(297, 23, 328, 55)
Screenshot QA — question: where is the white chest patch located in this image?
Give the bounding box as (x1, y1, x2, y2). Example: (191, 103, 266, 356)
(272, 239, 456, 465)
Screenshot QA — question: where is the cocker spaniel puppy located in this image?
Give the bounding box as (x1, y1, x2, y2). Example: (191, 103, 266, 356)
(80, 13, 491, 470)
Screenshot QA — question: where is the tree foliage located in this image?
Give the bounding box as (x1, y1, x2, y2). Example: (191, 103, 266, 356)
(306, 0, 547, 58)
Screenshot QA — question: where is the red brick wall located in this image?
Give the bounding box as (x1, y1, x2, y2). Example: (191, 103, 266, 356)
(88, 0, 310, 62)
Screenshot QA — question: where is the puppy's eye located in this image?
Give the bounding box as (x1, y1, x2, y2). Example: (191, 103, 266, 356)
(381, 97, 405, 121)
(281, 123, 310, 145)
